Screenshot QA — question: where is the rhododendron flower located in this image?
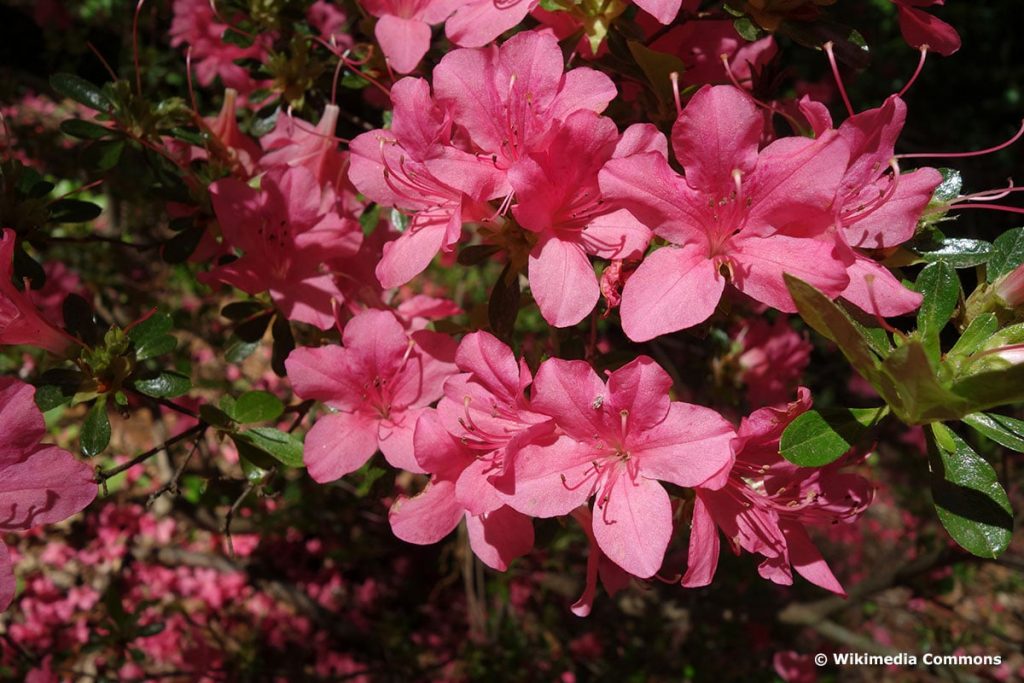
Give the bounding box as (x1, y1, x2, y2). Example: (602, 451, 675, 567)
(444, 0, 540, 49)
(683, 389, 873, 595)
(349, 78, 505, 288)
(196, 88, 261, 177)
(736, 317, 811, 407)
(1, 229, 78, 356)
(819, 94, 941, 316)
(601, 85, 851, 341)
(650, 19, 777, 89)
(433, 31, 618, 173)
(1, 377, 96, 610)
(568, 507, 631, 617)
(389, 410, 534, 570)
(506, 356, 736, 578)
(201, 167, 362, 329)
(510, 110, 651, 326)
(286, 309, 457, 480)
(891, 0, 961, 56)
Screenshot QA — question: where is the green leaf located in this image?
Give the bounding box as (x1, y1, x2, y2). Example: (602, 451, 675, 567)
(949, 313, 998, 358)
(931, 168, 962, 204)
(59, 119, 112, 140)
(913, 262, 960, 363)
(232, 391, 284, 424)
(928, 423, 1013, 558)
(35, 384, 72, 412)
(133, 371, 191, 398)
(225, 337, 260, 363)
(83, 139, 125, 171)
(918, 238, 993, 269)
(271, 315, 294, 377)
(128, 312, 174, 361)
(627, 40, 688, 112)
(221, 300, 268, 321)
(880, 340, 968, 423)
(48, 199, 102, 223)
(733, 17, 762, 41)
(62, 294, 97, 346)
(457, 244, 501, 266)
(235, 427, 304, 468)
(235, 311, 273, 343)
(199, 404, 235, 429)
(50, 73, 112, 111)
(951, 363, 1024, 413)
(233, 436, 276, 478)
(161, 225, 205, 264)
(389, 208, 410, 233)
(780, 406, 888, 467)
(963, 413, 1024, 452)
(987, 227, 1024, 283)
(82, 399, 111, 457)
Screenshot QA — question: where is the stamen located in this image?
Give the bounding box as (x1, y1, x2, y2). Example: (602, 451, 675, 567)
(947, 203, 1024, 216)
(898, 46, 929, 98)
(823, 42, 855, 118)
(185, 46, 198, 114)
(842, 159, 902, 224)
(897, 119, 1024, 159)
(619, 409, 629, 437)
(669, 72, 682, 118)
(958, 180, 1024, 202)
(720, 54, 805, 133)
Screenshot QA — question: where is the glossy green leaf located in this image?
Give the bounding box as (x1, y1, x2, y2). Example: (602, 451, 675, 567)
(880, 340, 968, 423)
(928, 423, 1013, 558)
(949, 313, 998, 358)
(221, 300, 268, 321)
(931, 168, 962, 204)
(987, 227, 1024, 283)
(951, 363, 1024, 412)
(49, 199, 102, 223)
(128, 312, 174, 361)
(918, 238, 993, 268)
(59, 119, 112, 140)
(271, 315, 295, 378)
(161, 225, 205, 264)
(963, 413, 1024, 452)
(232, 391, 284, 424)
(627, 40, 688, 111)
(235, 427, 304, 468)
(913, 262, 960, 363)
(199, 404, 235, 430)
(81, 399, 111, 457)
(225, 337, 260, 363)
(780, 406, 888, 467)
(50, 73, 112, 111)
(133, 371, 191, 398)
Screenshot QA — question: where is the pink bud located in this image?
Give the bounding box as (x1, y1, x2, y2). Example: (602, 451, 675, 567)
(994, 263, 1024, 308)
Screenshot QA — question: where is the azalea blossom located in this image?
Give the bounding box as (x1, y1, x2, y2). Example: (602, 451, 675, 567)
(891, 0, 961, 56)
(506, 356, 736, 578)
(600, 84, 851, 341)
(285, 309, 457, 480)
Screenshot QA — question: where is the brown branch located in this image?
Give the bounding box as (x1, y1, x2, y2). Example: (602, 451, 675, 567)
(96, 423, 207, 483)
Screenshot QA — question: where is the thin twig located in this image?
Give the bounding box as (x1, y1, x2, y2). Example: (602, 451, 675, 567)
(146, 431, 204, 506)
(96, 423, 207, 482)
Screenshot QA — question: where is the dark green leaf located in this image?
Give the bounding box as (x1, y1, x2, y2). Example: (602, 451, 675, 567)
(50, 73, 112, 111)
(133, 371, 191, 398)
(928, 423, 1013, 558)
(235, 427, 304, 468)
(271, 315, 295, 378)
(168, 127, 204, 146)
(129, 312, 174, 361)
(881, 340, 968, 423)
(82, 399, 111, 457)
(13, 245, 46, 289)
(59, 119, 113, 140)
(913, 262, 960, 363)
(83, 139, 125, 171)
(951, 363, 1024, 412)
(780, 406, 888, 467)
(225, 337, 260, 363)
(161, 225, 205, 264)
(235, 311, 273, 342)
(963, 413, 1024, 452)
(35, 383, 73, 411)
(918, 238, 993, 268)
(222, 27, 255, 48)
(987, 227, 1024, 283)
(232, 391, 284, 424)
(221, 300, 268, 321)
(62, 294, 96, 344)
(48, 199, 102, 223)
(627, 40, 688, 112)
(233, 436, 276, 477)
(199, 404, 235, 429)
(457, 244, 501, 266)
(489, 264, 521, 343)
(359, 204, 381, 235)
(733, 17, 761, 41)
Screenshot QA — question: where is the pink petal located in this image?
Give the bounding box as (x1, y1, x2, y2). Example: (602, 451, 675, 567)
(466, 506, 534, 570)
(445, 0, 537, 48)
(0, 445, 95, 532)
(580, 209, 652, 260)
(635, 403, 737, 487)
(454, 331, 523, 399)
(530, 359, 607, 440)
(0, 377, 45, 465)
(548, 68, 618, 120)
(837, 95, 906, 196)
(269, 274, 344, 331)
(208, 178, 261, 253)
(0, 543, 13, 611)
(782, 522, 847, 595)
(592, 475, 671, 578)
(285, 345, 361, 408)
(304, 411, 379, 482)
(529, 236, 599, 328)
(841, 167, 942, 249)
(343, 309, 409, 373)
(375, 15, 432, 74)
(376, 208, 460, 289)
(672, 85, 762, 192)
(620, 244, 724, 342)
(729, 234, 849, 312)
(378, 407, 426, 473)
(613, 123, 669, 159)
(840, 253, 923, 317)
(456, 457, 507, 515)
(605, 356, 673, 432)
(506, 436, 598, 518)
(633, 0, 682, 24)
(412, 409, 475, 475)
(390, 478, 463, 544)
(897, 5, 961, 56)
(680, 495, 721, 587)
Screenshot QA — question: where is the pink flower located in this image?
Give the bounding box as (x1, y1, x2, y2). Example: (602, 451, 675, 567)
(736, 317, 811, 407)
(1, 229, 78, 356)
(0, 378, 96, 610)
(507, 356, 736, 578)
(444, 0, 540, 49)
(285, 309, 457, 480)
(307, 1, 352, 46)
(201, 167, 362, 329)
(389, 410, 534, 570)
(994, 263, 1024, 308)
(682, 390, 873, 595)
(891, 0, 961, 56)
(773, 651, 818, 683)
(510, 111, 652, 326)
(600, 85, 851, 341)
(348, 77, 504, 288)
(194, 88, 262, 177)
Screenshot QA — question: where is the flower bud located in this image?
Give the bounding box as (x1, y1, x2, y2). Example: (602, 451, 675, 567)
(994, 262, 1024, 308)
